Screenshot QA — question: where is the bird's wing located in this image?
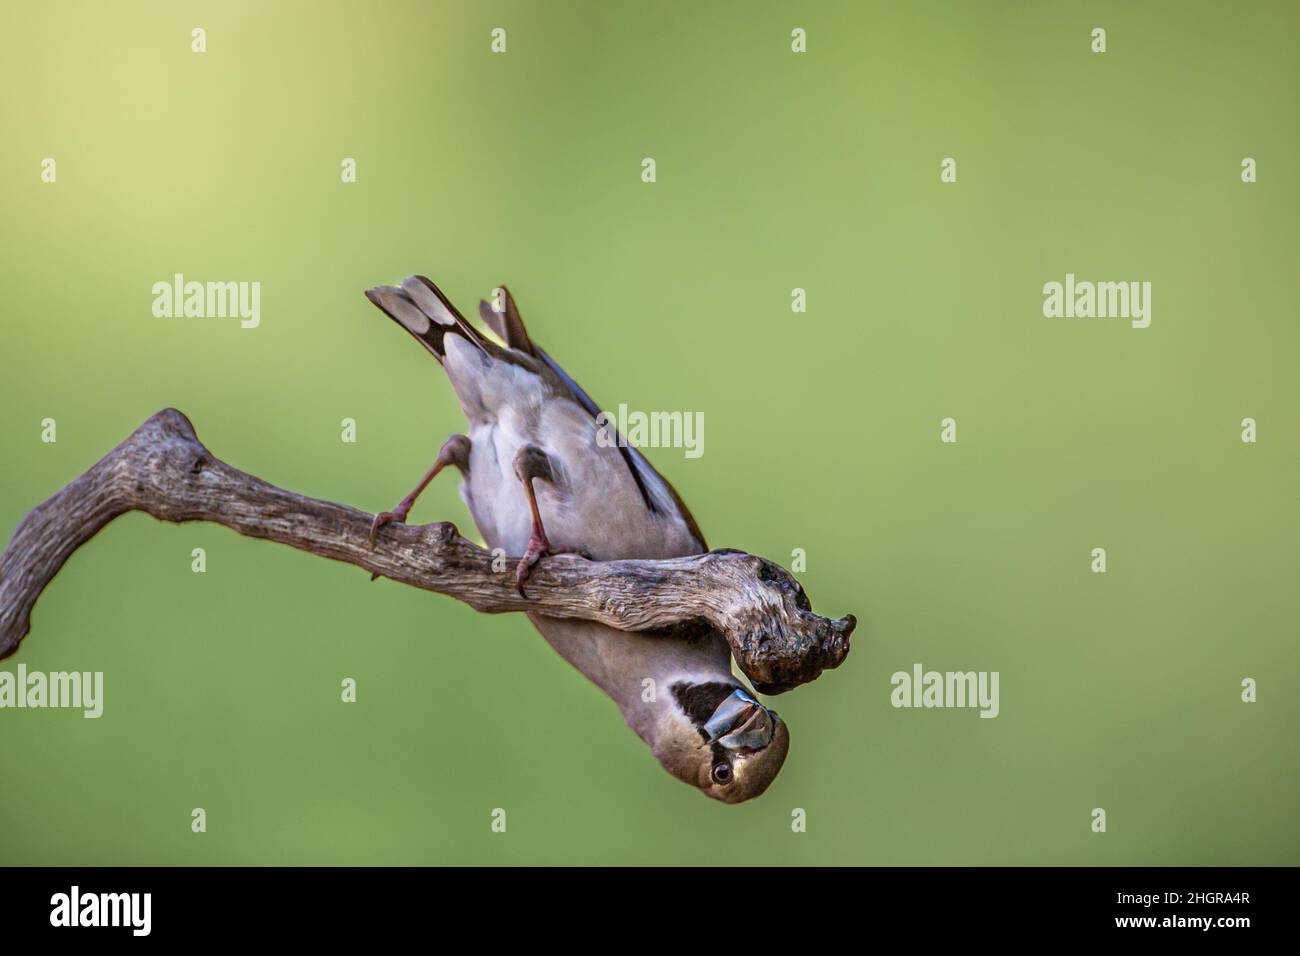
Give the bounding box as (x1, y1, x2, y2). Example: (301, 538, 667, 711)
(366, 276, 706, 553)
(479, 285, 707, 552)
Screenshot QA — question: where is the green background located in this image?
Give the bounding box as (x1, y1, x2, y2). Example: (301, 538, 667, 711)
(1, 0, 1296, 865)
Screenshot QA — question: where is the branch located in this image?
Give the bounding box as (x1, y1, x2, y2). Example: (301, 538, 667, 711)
(0, 409, 855, 692)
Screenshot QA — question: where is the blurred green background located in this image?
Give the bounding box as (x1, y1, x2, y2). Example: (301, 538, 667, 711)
(1, 0, 1296, 865)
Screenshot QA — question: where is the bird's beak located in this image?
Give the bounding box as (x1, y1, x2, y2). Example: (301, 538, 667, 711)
(703, 688, 779, 753)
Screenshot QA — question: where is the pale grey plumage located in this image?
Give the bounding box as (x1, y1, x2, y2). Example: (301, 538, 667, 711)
(366, 277, 788, 802)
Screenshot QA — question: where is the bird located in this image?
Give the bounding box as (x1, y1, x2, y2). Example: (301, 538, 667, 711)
(364, 275, 789, 803)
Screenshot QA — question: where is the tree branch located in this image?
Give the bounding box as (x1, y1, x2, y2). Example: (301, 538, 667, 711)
(0, 409, 855, 692)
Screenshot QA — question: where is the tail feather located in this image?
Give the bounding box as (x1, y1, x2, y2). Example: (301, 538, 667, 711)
(400, 275, 458, 327)
(365, 275, 489, 363)
(478, 285, 536, 357)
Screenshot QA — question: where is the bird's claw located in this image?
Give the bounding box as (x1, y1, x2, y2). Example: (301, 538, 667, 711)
(369, 509, 408, 548)
(515, 532, 553, 598)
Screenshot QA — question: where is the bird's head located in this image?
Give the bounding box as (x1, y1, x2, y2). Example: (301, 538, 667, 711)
(653, 681, 790, 804)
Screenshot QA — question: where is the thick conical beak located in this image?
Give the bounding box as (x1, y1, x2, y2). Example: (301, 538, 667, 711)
(703, 688, 778, 753)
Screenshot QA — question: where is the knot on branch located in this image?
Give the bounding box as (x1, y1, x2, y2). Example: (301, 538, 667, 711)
(706, 552, 856, 694)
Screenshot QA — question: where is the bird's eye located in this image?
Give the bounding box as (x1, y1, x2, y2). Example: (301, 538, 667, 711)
(711, 762, 733, 786)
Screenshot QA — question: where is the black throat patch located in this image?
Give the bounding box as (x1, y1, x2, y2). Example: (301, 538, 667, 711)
(670, 681, 739, 741)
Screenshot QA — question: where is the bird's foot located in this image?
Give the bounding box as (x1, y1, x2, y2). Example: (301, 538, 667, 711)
(369, 507, 410, 547)
(515, 529, 554, 598)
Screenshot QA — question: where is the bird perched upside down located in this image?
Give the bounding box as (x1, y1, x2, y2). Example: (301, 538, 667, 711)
(364, 276, 788, 803)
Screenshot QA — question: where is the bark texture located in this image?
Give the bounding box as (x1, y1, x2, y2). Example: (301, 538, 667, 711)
(0, 409, 855, 691)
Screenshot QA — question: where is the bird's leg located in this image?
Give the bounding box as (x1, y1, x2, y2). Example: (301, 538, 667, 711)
(369, 434, 470, 546)
(513, 444, 557, 597)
